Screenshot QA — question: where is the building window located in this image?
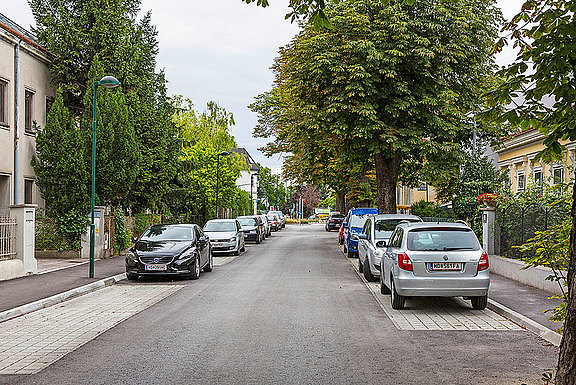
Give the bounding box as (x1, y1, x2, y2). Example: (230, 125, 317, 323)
(553, 167, 564, 185)
(25, 90, 34, 134)
(517, 172, 525, 191)
(533, 169, 543, 185)
(24, 179, 34, 204)
(0, 80, 7, 126)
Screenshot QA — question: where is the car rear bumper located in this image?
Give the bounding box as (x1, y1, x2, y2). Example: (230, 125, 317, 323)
(394, 270, 490, 297)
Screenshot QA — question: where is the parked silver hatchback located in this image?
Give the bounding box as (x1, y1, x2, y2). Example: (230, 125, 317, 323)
(357, 214, 422, 282)
(380, 221, 489, 310)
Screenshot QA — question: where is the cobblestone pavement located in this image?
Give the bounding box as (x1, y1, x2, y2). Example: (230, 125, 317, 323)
(0, 284, 183, 375)
(350, 258, 522, 332)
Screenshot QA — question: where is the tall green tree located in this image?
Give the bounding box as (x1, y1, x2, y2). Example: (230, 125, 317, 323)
(169, 99, 245, 221)
(482, 1, 576, 382)
(30, 0, 179, 213)
(252, 0, 501, 213)
(32, 89, 89, 247)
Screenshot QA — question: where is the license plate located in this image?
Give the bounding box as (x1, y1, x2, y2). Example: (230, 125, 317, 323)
(212, 243, 224, 247)
(428, 262, 462, 271)
(145, 264, 167, 271)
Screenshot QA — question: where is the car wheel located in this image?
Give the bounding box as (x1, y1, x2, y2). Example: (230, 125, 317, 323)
(256, 235, 261, 244)
(234, 248, 240, 256)
(347, 246, 357, 259)
(343, 243, 347, 253)
(126, 272, 138, 281)
(363, 258, 378, 282)
(241, 244, 245, 252)
(358, 257, 364, 272)
(190, 256, 201, 280)
(390, 278, 405, 309)
(203, 251, 213, 272)
(380, 275, 391, 294)
(471, 294, 488, 310)
(338, 236, 343, 245)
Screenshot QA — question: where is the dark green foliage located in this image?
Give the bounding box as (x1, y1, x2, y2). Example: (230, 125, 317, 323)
(410, 200, 445, 218)
(30, 0, 179, 216)
(257, 166, 286, 211)
(113, 209, 132, 252)
(32, 89, 88, 249)
(452, 153, 507, 221)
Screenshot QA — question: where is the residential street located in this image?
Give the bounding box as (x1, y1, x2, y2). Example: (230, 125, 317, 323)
(2, 224, 558, 385)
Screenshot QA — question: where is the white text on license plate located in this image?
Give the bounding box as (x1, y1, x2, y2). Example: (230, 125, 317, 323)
(145, 264, 167, 271)
(429, 263, 462, 271)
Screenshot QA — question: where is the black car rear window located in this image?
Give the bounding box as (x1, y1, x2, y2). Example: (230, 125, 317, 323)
(407, 228, 480, 251)
(141, 226, 195, 241)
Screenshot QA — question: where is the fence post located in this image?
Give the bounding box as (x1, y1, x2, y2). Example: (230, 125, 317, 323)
(480, 206, 497, 255)
(9, 204, 37, 275)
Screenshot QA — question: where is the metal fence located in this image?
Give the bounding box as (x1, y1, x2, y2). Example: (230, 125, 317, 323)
(0, 216, 17, 261)
(498, 201, 571, 259)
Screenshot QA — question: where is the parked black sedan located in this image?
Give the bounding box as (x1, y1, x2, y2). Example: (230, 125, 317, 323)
(325, 212, 345, 231)
(237, 215, 265, 244)
(125, 224, 213, 280)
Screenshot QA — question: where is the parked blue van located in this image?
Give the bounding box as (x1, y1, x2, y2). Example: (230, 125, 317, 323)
(343, 208, 378, 258)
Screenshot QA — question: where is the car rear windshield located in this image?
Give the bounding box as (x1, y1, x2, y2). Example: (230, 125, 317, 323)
(204, 222, 236, 232)
(349, 214, 368, 228)
(375, 219, 419, 239)
(237, 218, 257, 226)
(407, 228, 480, 251)
(140, 226, 194, 242)
(330, 214, 344, 219)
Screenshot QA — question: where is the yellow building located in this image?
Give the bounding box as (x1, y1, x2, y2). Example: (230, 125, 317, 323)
(495, 128, 573, 192)
(396, 184, 439, 213)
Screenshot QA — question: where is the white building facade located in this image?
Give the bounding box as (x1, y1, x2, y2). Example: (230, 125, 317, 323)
(0, 13, 52, 213)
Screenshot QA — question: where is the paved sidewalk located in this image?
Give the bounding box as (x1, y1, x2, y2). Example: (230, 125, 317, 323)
(489, 273, 564, 332)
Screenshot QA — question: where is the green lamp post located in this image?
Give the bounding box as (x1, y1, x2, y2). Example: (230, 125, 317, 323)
(90, 75, 121, 278)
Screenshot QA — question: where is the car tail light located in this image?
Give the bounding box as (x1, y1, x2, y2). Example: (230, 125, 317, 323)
(398, 253, 413, 271)
(478, 252, 489, 271)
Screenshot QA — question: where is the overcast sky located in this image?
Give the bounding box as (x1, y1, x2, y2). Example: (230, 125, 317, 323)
(7, 0, 524, 172)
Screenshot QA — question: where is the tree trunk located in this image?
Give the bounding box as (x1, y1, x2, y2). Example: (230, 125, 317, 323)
(556, 184, 576, 384)
(374, 152, 402, 214)
(335, 189, 346, 213)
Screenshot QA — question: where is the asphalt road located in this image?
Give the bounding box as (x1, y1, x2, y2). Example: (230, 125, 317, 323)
(7, 224, 558, 385)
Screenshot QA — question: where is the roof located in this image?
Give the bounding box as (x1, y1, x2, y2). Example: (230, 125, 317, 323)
(230, 148, 260, 172)
(0, 12, 50, 57)
(374, 214, 422, 221)
(348, 208, 378, 215)
(398, 221, 470, 230)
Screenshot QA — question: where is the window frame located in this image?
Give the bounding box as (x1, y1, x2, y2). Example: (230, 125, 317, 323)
(0, 79, 7, 126)
(517, 171, 526, 192)
(24, 179, 33, 204)
(552, 166, 564, 185)
(24, 89, 35, 134)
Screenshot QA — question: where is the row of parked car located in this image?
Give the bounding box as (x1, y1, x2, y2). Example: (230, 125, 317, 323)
(333, 208, 489, 310)
(125, 211, 286, 281)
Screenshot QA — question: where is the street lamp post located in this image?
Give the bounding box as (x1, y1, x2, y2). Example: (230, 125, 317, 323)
(215, 151, 230, 218)
(90, 75, 121, 278)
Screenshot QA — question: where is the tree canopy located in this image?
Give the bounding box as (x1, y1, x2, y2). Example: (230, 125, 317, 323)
(252, 0, 502, 213)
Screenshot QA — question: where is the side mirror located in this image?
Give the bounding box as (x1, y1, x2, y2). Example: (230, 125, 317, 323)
(376, 240, 387, 248)
(358, 234, 368, 240)
(342, 222, 348, 228)
(131, 236, 138, 243)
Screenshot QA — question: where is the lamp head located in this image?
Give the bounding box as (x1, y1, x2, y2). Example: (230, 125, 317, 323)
(99, 76, 121, 89)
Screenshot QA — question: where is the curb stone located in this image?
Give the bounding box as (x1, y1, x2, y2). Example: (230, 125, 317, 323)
(487, 299, 562, 347)
(0, 273, 127, 323)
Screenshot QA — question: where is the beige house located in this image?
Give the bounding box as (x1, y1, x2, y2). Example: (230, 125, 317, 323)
(0, 13, 52, 213)
(495, 128, 574, 192)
